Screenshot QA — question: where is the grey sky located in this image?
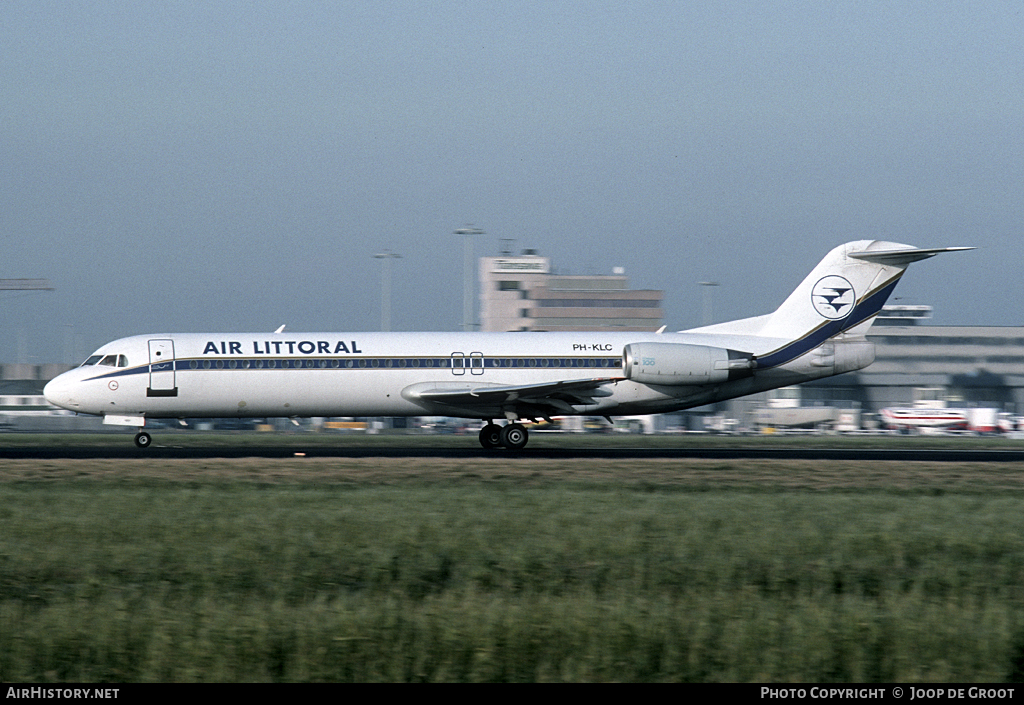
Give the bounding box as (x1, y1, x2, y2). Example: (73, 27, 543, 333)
(2, 1, 1022, 363)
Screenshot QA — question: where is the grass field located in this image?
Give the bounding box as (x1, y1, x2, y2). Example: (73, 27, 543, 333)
(3, 434, 1024, 681)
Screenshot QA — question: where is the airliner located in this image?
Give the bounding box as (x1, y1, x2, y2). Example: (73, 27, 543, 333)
(44, 240, 971, 449)
(880, 407, 1002, 434)
(880, 407, 971, 432)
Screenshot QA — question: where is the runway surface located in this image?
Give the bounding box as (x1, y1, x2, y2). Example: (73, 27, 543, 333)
(5, 439, 1024, 462)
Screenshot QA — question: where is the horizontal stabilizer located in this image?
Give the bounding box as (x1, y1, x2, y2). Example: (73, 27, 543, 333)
(848, 246, 974, 267)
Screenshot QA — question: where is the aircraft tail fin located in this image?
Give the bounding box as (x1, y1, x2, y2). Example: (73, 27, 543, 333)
(756, 240, 972, 343)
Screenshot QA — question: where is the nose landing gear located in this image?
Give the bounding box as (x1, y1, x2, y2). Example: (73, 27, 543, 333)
(134, 431, 152, 448)
(478, 421, 529, 450)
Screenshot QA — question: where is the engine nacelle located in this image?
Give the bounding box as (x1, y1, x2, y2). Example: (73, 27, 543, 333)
(622, 342, 755, 386)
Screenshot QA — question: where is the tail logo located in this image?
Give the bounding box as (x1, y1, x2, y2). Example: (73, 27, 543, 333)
(811, 276, 855, 320)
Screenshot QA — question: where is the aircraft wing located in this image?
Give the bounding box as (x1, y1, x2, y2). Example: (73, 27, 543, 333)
(402, 376, 623, 417)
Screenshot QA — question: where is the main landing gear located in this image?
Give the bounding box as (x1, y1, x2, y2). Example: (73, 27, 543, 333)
(478, 422, 529, 450)
(134, 431, 152, 448)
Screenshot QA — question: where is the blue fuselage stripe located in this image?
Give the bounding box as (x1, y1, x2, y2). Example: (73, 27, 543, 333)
(84, 356, 623, 381)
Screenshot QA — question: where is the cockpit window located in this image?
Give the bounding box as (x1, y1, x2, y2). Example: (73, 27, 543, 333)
(81, 354, 128, 367)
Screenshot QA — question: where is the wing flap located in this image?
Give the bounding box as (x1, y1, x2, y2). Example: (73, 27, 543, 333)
(402, 377, 622, 416)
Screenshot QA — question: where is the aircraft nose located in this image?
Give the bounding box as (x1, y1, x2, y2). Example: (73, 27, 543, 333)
(43, 374, 79, 411)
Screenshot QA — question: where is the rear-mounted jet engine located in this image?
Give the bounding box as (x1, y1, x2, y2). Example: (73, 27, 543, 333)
(622, 342, 754, 385)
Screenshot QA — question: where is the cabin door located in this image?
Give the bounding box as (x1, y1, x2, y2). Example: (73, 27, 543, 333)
(450, 352, 485, 376)
(147, 339, 178, 397)
(450, 352, 466, 375)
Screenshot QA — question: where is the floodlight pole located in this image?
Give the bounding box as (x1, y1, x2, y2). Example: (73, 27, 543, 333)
(372, 251, 401, 331)
(454, 226, 484, 331)
(698, 281, 719, 327)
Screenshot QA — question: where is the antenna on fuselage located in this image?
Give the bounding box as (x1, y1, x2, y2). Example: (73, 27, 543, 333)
(274, 325, 286, 334)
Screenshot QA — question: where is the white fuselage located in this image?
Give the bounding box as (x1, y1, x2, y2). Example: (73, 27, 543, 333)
(42, 329, 866, 422)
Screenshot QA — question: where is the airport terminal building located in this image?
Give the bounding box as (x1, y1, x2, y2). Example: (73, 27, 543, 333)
(479, 251, 663, 333)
